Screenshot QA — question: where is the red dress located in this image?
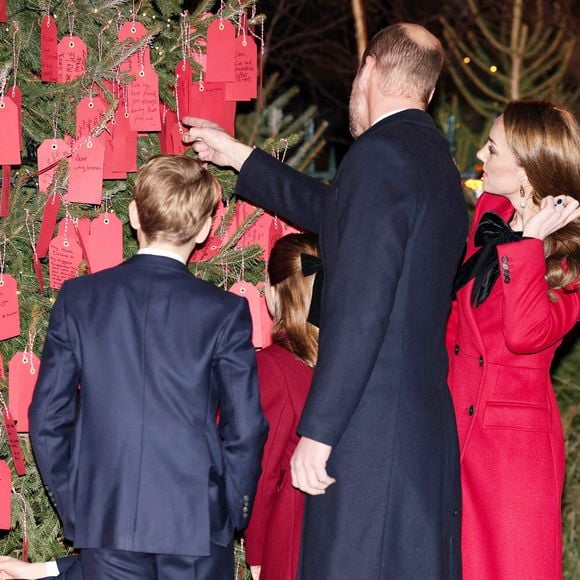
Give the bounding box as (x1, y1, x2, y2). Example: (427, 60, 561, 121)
(446, 193, 579, 579)
(244, 343, 313, 580)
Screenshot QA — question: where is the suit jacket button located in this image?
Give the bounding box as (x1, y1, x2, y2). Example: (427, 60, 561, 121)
(468, 405, 475, 416)
(501, 256, 508, 263)
(454, 344, 460, 355)
(453, 508, 459, 517)
(479, 355, 484, 366)
(504, 275, 511, 283)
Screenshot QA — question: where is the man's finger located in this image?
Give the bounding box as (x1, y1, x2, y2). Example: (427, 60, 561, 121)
(182, 116, 220, 129)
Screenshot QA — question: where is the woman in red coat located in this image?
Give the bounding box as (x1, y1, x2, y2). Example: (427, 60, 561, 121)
(447, 101, 580, 579)
(245, 233, 320, 580)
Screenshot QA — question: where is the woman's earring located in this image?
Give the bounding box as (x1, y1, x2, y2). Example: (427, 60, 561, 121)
(519, 185, 527, 208)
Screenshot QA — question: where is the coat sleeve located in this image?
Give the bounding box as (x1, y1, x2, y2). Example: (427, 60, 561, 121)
(54, 556, 82, 579)
(235, 147, 329, 234)
(497, 238, 580, 353)
(244, 350, 296, 565)
(213, 298, 268, 530)
(298, 134, 419, 445)
(29, 283, 80, 535)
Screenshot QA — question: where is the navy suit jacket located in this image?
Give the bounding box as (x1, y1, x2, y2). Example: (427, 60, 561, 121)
(235, 109, 467, 579)
(30, 254, 267, 557)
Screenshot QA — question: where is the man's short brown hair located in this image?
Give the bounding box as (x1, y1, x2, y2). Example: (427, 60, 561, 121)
(133, 155, 220, 245)
(363, 23, 445, 106)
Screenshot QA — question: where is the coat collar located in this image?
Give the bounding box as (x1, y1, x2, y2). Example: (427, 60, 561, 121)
(124, 253, 189, 272)
(365, 108, 436, 135)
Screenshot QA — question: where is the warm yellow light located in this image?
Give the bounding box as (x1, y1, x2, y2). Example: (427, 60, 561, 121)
(463, 57, 471, 64)
(464, 179, 483, 191)
(490, 65, 498, 73)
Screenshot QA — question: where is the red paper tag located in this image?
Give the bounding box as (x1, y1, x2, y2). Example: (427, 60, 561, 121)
(0, 0, 6, 23)
(76, 95, 108, 139)
(8, 87, 22, 151)
(170, 123, 189, 155)
(67, 140, 105, 205)
(87, 213, 123, 273)
(57, 36, 87, 84)
(176, 59, 192, 119)
(48, 219, 82, 289)
(37, 192, 61, 258)
(21, 536, 28, 562)
(0, 352, 4, 380)
(33, 253, 45, 296)
(205, 20, 235, 82)
(0, 98, 22, 165)
(223, 100, 236, 137)
(259, 284, 273, 349)
(225, 35, 258, 101)
(41, 15, 59, 82)
(0, 461, 11, 530)
(0, 165, 10, 217)
(38, 139, 70, 193)
(114, 107, 138, 173)
(8, 352, 40, 433)
(2, 407, 26, 476)
(127, 66, 161, 132)
(196, 82, 226, 128)
(159, 106, 177, 154)
(0, 274, 20, 341)
(74, 218, 91, 269)
(229, 282, 263, 348)
(118, 21, 151, 75)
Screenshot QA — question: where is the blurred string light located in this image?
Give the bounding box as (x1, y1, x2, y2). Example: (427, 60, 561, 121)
(490, 65, 498, 73)
(463, 56, 471, 63)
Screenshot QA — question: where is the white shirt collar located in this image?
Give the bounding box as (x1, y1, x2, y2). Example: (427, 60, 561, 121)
(371, 108, 410, 126)
(137, 247, 187, 265)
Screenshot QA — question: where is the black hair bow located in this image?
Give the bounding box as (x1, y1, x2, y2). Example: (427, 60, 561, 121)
(452, 211, 523, 306)
(300, 253, 324, 328)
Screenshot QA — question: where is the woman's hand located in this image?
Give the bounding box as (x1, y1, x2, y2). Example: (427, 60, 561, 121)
(250, 564, 262, 580)
(523, 195, 580, 240)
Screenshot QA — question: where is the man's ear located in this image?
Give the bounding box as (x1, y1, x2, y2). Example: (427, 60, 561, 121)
(194, 215, 213, 244)
(128, 200, 140, 231)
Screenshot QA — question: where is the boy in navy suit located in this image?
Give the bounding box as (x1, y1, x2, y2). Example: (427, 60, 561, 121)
(29, 155, 267, 580)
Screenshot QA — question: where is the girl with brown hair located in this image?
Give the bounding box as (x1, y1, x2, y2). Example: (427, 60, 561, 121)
(447, 100, 580, 579)
(244, 233, 320, 580)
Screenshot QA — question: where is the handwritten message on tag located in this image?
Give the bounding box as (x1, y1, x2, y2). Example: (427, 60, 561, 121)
(67, 140, 105, 205)
(76, 95, 108, 139)
(128, 67, 161, 132)
(2, 408, 26, 476)
(8, 352, 40, 433)
(0, 274, 20, 341)
(41, 15, 58, 82)
(38, 139, 70, 193)
(49, 222, 82, 289)
(225, 36, 257, 101)
(57, 36, 87, 84)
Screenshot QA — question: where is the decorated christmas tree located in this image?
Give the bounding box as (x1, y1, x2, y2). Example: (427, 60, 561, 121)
(0, 1, 326, 573)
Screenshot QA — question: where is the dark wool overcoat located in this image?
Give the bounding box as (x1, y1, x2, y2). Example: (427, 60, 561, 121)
(236, 109, 467, 580)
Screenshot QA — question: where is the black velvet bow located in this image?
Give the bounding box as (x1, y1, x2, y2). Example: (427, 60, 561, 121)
(452, 211, 523, 307)
(300, 253, 324, 328)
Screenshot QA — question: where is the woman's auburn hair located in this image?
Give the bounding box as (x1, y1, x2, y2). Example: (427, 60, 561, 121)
(504, 100, 580, 293)
(268, 233, 319, 367)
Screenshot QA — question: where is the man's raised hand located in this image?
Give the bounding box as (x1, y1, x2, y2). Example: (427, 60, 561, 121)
(182, 116, 253, 171)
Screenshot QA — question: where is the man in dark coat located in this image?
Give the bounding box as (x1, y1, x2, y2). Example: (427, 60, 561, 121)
(184, 23, 467, 580)
(28, 156, 267, 580)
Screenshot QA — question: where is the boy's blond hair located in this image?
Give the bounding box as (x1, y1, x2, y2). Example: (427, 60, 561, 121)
(133, 155, 220, 245)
